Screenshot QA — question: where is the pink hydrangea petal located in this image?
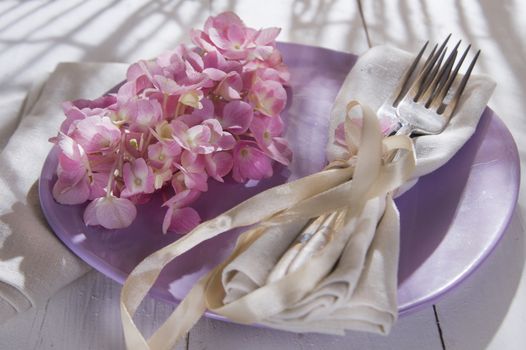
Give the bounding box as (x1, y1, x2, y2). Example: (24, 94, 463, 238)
(203, 50, 222, 69)
(205, 152, 233, 181)
(182, 168, 208, 192)
(176, 114, 203, 128)
(249, 115, 272, 147)
(173, 121, 214, 154)
(192, 98, 214, 120)
(53, 176, 90, 205)
(255, 68, 283, 83)
(58, 133, 84, 162)
(84, 196, 137, 229)
(61, 102, 84, 119)
(153, 169, 173, 190)
(88, 173, 109, 200)
(60, 103, 86, 134)
(70, 95, 117, 111)
(190, 29, 216, 52)
(216, 72, 242, 100)
(243, 151, 273, 180)
(208, 27, 232, 50)
(206, 11, 244, 33)
(250, 80, 287, 117)
(232, 160, 243, 183)
(226, 24, 245, 45)
(222, 100, 253, 134)
(118, 99, 138, 122)
(154, 75, 181, 94)
(165, 207, 201, 234)
(203, 50, 241, 72)
(148, 143, 172, 169)
(202, 118, 223, 135)
(162, 189, 202, 209)
(129, 59, 165, 87)
(134, 99, 162, 128)
(203, 67, 227, 81)
(83, 198, 99, 226)
(186, 125, 214, 154)
(56, 135, 88, 183)
(133, 158, 151, 179)
(251, 46, 274, 60)
(121, 158, 155, 197)
(162, 205, 175, 234)
(217, 132, 236, 151)
(54, 166, 84, 188)
(255, 27, 281, 45)
(233, 142, 273, 182)
(88, 153, 116, 173)
(264, 137, 292, 165)
(71, 116, 121, 153)
(222, 47, 249, 60)
(201, 119, 236, 151)
(117, 81, 137, 104)
(180, 150, 205, 171)
(171, 172, 186, 193)
(185, 50, 204, 72)
(171, 119, 188, 135)
(176, 152, 208, 191)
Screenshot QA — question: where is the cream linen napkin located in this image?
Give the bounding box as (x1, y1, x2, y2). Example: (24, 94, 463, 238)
(0, 62, 127, 323)
(220, 45, 496, 334)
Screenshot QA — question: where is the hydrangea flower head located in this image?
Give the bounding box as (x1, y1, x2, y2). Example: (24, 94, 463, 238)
(51, 12, 292, 234)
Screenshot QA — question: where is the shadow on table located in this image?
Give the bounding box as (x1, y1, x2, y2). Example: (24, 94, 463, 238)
(0, 0, 210, 94)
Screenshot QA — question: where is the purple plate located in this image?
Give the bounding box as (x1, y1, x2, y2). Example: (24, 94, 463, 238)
(39, 42, 520, 318)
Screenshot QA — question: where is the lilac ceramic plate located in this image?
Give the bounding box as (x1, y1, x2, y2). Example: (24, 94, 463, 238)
(39, 42, 520, 319)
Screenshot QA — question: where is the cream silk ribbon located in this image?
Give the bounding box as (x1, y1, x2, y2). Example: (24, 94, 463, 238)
(120, 101, 416, 350)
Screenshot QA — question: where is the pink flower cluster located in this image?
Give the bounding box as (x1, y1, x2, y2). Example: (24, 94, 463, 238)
(51, 12, 292, 234)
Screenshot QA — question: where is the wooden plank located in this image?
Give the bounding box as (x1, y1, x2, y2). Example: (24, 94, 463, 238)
(188, 308, 442, 350)
(0, 272, 186, 350)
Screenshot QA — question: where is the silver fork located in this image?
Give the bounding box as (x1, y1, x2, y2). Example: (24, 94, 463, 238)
(379, 35, 481, 138)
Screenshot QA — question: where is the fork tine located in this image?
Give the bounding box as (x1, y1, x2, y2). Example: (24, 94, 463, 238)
(415, 47, 447, 101)
(435, 44, 471, 109)
(422, 43, 438, 72)
(425, 40, 462, 107)
(408, 34, 451, 101)
(440, 49, 480, 117)
(392, 41, 429, 107)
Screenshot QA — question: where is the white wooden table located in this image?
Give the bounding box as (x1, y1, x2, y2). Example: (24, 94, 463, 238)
(1, 1, 525, 349)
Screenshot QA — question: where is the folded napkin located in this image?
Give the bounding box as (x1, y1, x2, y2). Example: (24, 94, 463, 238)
(0, 62, 127, 323)
(219, 45, 495, 333)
